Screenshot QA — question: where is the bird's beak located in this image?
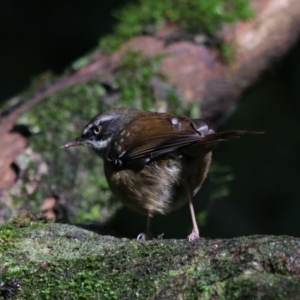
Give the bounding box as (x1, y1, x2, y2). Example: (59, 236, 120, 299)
(61, 137, 85, 148)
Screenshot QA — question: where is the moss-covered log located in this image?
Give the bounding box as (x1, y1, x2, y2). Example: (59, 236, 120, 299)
(0, 216, 300, 299)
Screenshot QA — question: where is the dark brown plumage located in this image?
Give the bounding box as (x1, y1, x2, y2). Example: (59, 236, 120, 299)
(63, 107, 262, 241)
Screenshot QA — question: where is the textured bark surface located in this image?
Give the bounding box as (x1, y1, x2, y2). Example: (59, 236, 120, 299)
(0, 133, 26, 189)
(0, 217, 300, 299)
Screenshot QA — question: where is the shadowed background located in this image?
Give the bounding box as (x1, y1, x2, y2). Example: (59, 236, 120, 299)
(1, 0, 300, 239)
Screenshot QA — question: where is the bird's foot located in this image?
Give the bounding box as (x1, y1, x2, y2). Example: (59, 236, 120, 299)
(187, 229, 200, 242)
(157, 233, 164, 239)
(137, 232, 153, 241)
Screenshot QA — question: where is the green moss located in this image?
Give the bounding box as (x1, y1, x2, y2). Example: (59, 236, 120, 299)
(113, 50, 188, 113)
(113, 50, 198, 116)
(113, 50, 166, 110)
(100, 0, 253, 54)
(1, 224, 300, 299)
(0, 214, 48, 255)
(16, 81, 115, 223)
(221, 42, 236, 64)
(11, 212, 50, 228)
(225, 273, 300, 300)
(0, 224, 18, 250)
(0, 223, 196, 299)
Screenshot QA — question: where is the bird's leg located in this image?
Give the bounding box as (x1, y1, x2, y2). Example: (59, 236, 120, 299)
(186, 189, 200, 242)
(137, 213, 153, 241)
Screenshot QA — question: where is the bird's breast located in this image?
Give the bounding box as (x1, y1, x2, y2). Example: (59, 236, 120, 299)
(103, 147, 212, 215)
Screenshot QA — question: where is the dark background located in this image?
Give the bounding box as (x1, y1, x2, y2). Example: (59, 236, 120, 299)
(1, 0, 300, 238)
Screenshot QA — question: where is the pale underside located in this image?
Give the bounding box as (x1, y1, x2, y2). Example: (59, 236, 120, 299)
(104, 145, 212, 216)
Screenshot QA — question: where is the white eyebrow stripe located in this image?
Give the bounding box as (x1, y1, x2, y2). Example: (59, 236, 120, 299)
(84, 125, 92, 134)
(83, 115, 115, 134)
(97, 115, 114, 123)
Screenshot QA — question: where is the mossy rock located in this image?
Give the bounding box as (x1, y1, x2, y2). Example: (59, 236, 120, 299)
(0, 216, 300, 299)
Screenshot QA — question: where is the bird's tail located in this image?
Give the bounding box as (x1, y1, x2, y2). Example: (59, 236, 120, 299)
(197, 130, 264, 144)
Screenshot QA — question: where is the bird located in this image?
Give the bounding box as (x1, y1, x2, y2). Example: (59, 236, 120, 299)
(62, 107, 262, 241)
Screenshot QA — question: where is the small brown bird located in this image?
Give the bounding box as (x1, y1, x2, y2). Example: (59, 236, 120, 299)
(63, 107, 261, 241)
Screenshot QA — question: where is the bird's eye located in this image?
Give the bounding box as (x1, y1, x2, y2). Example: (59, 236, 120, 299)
(93, 126, 102, 135)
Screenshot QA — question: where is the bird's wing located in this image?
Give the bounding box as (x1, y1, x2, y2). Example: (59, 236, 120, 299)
(110, 113, 260, 167)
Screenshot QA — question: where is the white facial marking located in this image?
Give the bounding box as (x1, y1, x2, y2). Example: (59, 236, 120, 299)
(89, 137, 112, 150)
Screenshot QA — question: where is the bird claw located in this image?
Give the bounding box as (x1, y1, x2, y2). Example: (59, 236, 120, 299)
(187, 230, 200, 242)
(136, 232, 152, 241)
